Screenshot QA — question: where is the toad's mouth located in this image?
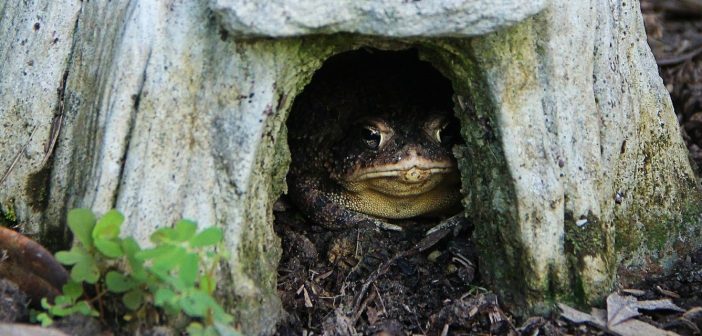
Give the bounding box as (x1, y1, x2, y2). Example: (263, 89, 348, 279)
(345, 157, 456, 183)
(340, 157, 458, 197)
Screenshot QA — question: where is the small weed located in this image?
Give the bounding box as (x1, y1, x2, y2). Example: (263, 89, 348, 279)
(37, 208, 240, 336)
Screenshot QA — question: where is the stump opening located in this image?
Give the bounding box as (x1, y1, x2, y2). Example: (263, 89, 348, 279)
(274, 47, 483, 332)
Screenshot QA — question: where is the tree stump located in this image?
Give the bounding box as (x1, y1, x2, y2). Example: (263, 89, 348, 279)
(1, 0, 700, 333)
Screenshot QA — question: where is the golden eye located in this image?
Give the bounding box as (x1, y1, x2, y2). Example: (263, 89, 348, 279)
(437, 122, 458, 144)
(429, 118, 458, 145)
(361, 126, 382, 149)
(434, 125, 444, 143)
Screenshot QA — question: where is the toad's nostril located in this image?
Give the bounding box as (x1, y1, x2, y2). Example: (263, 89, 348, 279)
(403, 167, 429, 182)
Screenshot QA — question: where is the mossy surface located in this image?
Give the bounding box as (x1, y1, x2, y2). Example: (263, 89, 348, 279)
(0, 198, 18, 227)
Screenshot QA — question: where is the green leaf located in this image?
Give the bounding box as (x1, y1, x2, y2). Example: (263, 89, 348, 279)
(121, 237, 141, 257)
(189, 227, 223, 248)
(136, 244, 177, 261)
(150, 227, 175, 244)
(67, 208, 96, 247)
(160, 269, 190, 292)
(92, 209, 124, 240)
(106, 271, 136, 293)
(94, 238, 124, 258)
(123, 288, 144, 310)
(51, 304, 77, 316)
(54, 295, 72, 306)
(150, 246, 186, 274)
(62, 281, 83, 300)
(150, 220, 198, 244)
(72, 301, 99, 316)
(40, 297, 51, 310)
(70, 253, 99, 284)
(55, 246, 87, 265)
(186, 322, 204, 336)
(154, 287, 176, 306)
(180, 290, 213, 317)
(173, 219, 198, 242)
(179, 253, 199, 287)
(200, 274, 216, 294)
(203, 325, 221, 336)
(36, 312, 54, 327)
(122, 238, 147, 280)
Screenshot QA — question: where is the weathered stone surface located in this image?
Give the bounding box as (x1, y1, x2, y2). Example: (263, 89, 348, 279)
(210, 0, 548, 38)
(0, 0, 81, 242)
(1, 0, 700, 333)
(0, 323, 68, 336)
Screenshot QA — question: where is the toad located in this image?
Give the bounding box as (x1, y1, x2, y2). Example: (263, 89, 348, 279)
(287, 51, 464, 231)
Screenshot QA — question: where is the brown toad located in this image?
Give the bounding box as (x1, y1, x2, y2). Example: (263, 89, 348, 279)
(287, 50, 463, 231)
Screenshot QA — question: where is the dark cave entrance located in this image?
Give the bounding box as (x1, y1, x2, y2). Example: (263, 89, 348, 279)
(274, 48, 478, 333)
(285, 47, 462, 229)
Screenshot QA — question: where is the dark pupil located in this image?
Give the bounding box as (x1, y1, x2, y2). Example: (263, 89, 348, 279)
(362, 128, 381, 149)
(440, 123, 458, 145)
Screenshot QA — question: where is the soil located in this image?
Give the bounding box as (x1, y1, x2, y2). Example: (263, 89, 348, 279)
(274, 1, 702, 335)
(274, 198, 702, 335)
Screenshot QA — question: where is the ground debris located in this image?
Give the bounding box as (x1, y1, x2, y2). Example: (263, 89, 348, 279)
(274, 199, 477, 334)
(427, 293, 517, 335)
(559, 290, 700, 336)
(643, 0, 702, 173)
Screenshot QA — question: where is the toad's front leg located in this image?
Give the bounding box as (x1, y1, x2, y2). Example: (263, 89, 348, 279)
(289, 175, 402, 231)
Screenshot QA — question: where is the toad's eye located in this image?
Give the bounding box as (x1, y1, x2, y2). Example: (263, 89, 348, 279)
(435, 122, 459, 145)
(361, 127, 382, 149)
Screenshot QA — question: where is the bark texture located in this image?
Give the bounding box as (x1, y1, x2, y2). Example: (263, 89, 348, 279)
(1, 0, 700, 333)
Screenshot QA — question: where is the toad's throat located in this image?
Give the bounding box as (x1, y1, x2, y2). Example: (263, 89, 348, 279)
(337, 170, 461, 219)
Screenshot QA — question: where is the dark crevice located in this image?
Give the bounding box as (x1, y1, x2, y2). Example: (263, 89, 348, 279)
(113, 50, 152, 208)
(37, 4, 84, 251)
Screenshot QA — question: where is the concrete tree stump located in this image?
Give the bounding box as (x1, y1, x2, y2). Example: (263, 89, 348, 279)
(1, 0, 700, 333)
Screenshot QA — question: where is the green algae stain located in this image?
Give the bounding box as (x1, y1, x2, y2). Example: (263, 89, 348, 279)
(25, 166, 52, 212)
(0, 198, 18, 227)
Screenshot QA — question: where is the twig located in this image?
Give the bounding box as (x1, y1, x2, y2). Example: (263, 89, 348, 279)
(658, 44, 702, 66)
(351, 290, 376, 323)
(351, 249, 414, 316)
(373, 284, 387, 316)
(351, 227, 452, 316)
(0, 127, 38, 186)
(42, 112, 64, 166)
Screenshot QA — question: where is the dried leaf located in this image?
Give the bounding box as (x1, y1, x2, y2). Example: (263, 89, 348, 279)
(607, 293, 641, 327)
(621, 288, 646, 296)
(365, 306, 380, 325)
(609, 318, 680, 336)
(590, 308, 608, 326)
(560, 302, 681, 336)
(303, 286, 313, 308)
(663, 317, 700, 334)
(683, 306, 702, 320)
(558, 303, 599, 324)
(606, 292, 684, 327)
(636, 299, 684, 313)
(655, 286, 681, 299)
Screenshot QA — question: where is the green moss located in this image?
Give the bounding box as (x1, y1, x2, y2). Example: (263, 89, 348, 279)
(564, 214, 606, 257)
(419, 38, 531, 309)
(0, 198, 18, 227)
(25, 166, 52, 212)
